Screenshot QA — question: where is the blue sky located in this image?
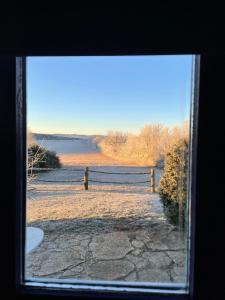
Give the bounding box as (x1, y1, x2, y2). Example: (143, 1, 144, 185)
(27, 55, 193, 135)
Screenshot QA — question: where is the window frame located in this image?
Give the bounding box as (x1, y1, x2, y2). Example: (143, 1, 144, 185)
(1, 8, 225, 298)
(13, 55, 199, 300)
(1, 52, 224, 300)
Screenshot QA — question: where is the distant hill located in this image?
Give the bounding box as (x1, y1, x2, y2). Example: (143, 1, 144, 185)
(34, 133, 105, 141)
(34, 133, 80, 140)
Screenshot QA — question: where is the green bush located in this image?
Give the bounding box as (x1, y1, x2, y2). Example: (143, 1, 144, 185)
(158, 139, 188, 227)
(28, 144, 61, 169)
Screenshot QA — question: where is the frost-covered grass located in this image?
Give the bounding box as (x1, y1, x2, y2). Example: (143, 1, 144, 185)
(27, 163, 163, 224)
(27, 183, 165, 224)
(27, 139, 164, 225)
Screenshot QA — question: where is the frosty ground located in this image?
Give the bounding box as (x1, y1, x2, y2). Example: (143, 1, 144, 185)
(26, 139, 187, 283)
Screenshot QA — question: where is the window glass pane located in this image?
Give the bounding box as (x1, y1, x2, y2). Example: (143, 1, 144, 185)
(25, 55, 193, 288)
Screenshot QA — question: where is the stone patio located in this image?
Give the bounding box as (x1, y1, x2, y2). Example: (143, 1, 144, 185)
(26, 217, 187, 283)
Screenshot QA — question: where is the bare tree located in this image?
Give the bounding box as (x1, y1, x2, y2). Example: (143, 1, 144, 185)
(27, 144, 46, 191)
(99, 131, 127, 156)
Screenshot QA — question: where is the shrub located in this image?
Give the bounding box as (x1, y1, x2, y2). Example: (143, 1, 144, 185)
(28, 144, 61, 169)
(158, 139, 188, 228)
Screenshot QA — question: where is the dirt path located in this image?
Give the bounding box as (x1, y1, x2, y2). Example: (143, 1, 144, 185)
(60, 152, 137, 167)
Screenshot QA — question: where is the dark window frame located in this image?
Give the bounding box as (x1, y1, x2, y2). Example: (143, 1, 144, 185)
(1, 9, 225, 300)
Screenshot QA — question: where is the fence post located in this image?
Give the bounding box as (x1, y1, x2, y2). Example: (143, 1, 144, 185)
(150, 168, 155, 192)
(84, 167, 89, 190)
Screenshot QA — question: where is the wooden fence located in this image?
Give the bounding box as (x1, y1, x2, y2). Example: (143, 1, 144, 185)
(32, 167, 155, 192)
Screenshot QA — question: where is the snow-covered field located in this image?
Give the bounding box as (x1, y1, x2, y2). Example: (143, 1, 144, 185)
(36, 137, 99, 154)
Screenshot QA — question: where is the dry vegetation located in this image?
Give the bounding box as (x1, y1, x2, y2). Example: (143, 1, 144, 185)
(27, 128, 35, 146)
(99, 122, 189, 166)
(60, 153, 125, 166)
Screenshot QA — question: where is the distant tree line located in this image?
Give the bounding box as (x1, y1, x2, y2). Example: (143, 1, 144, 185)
(99, 121, 188, 167)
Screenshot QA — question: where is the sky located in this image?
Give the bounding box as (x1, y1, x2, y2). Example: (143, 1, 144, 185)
(27, 55, 193, 135)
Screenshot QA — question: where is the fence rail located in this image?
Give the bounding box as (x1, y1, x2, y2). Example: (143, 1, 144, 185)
(30, 167, 84, 172)
(33, 166, 155, 192)
(36, 179, 83, 183)
(88, 170, 149, 175)
(88, 180, 151, 184)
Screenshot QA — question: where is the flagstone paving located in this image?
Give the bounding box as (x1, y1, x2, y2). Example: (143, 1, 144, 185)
(26, 218, 187, 283)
